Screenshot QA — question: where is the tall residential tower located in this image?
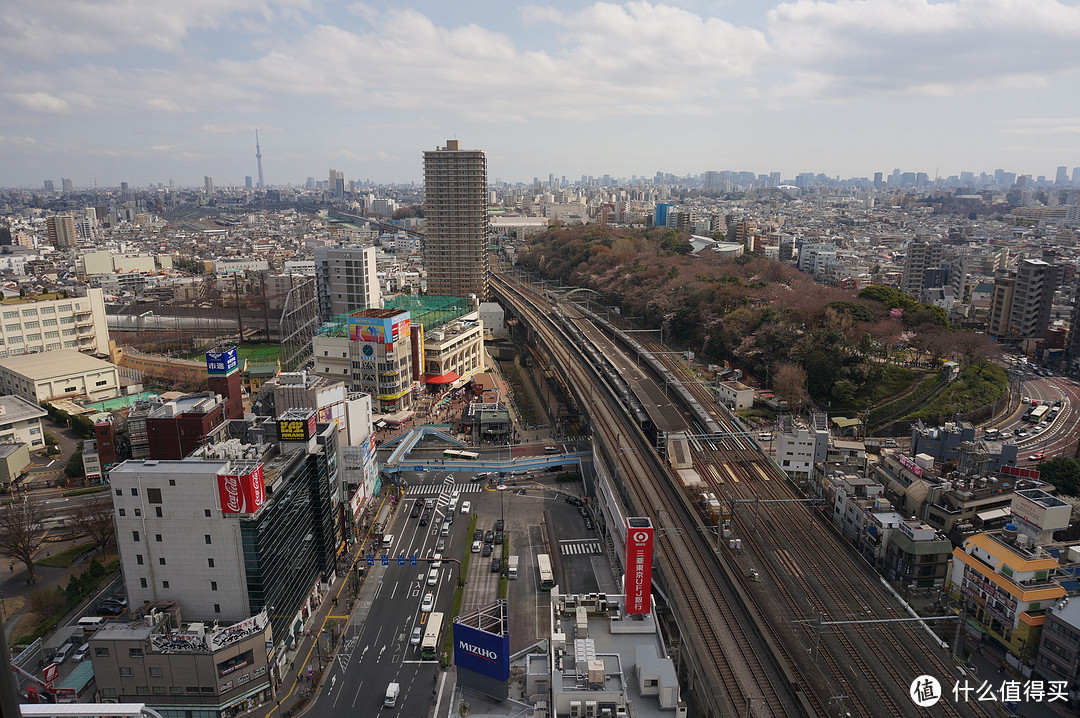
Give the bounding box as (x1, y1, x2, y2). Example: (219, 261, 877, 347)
(423, 139, 488, 299)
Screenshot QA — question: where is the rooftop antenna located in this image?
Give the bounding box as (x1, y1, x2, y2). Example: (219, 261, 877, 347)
(256, 130, 265, 189)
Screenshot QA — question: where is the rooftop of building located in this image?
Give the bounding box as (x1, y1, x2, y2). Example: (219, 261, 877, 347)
(0, 394, 47, 422)
(318, 294, 473, 338)
(147, 392, 221, 418)
(0, 349, 115, 379)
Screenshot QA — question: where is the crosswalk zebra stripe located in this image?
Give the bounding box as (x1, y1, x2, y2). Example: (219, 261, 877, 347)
(558, 541, 601, 555)
(403, 484, 484, 495)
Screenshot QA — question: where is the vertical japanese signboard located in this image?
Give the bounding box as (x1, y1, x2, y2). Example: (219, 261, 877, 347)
(624, 517, 654, 615)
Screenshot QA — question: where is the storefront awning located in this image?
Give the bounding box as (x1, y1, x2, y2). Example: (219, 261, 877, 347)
(425, 371, 460, 385)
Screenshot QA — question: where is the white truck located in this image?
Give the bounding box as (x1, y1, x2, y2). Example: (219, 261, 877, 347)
(384, 682, 399, 708)
(507, 555, 519, 579)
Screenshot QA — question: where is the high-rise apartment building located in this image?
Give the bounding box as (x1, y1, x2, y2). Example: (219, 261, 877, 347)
(988, 270, 1016, 337)
(1009, 258, 1060, 338)
(1056, 166, 1069, 185)
(204, 176, 214, 196)
(61, 178, 73, 193)
(901, 236, 943, 296)
(423, 139, 488, 299)
(313, 246, 381, 321)
(43, 180, 54, 193)
(46, 214, 77, 248)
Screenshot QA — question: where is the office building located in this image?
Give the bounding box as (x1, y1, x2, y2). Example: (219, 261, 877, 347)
(46, 214, 78, 248)
(43, 180, 54, 193)
(245, 175, 253, 189)
(1056, 166, 1069, 185)
(313, 245, 381, 321)
(61, 178, 73, 193)
(901, 236, 943, 296)
(423, 139, 488, 299)
(0, 349, 119, 403)
(329, 169, 345, 198)
(109, 411, 338, 649)
(204, 176, 214, 196)
(89, 610, 273, 716)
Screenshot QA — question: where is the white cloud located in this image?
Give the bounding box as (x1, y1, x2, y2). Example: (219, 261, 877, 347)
(4, 92, 71, 113)
(766, 0, 1080, 98)
(0, 0, 313, 61)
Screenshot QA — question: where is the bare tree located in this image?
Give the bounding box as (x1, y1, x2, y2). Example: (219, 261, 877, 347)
(0, 499, 45, 582)
(773, 363, 810, 412)
(68, 495, 115, 554)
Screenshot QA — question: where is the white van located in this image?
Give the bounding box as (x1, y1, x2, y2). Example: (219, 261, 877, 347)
(460, 500, 471, 514)
(384, 682, 400, 708)
(78, 616, 107, 632)
(427, 567, 439, 585)
(381, 534, 394, 550)
(53, 643, 74, 664)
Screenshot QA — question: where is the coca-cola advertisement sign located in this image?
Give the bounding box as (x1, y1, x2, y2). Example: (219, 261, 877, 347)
(217, 465, 266, 514)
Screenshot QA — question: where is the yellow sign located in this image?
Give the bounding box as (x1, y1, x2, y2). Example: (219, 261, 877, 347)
(277, 419, 309, 441)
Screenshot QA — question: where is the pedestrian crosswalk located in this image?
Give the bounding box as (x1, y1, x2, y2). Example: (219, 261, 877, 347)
(403, 483, 485, 496)
(560, 539, 602, 555)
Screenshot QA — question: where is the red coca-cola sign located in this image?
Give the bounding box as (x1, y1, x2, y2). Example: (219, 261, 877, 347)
(217, 465, 266, 514)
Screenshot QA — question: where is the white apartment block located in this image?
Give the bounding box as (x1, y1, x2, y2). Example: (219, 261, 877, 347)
(0, 287, 110, 358)
(213, 257, 270, 275)
(774, 425, 829, 479)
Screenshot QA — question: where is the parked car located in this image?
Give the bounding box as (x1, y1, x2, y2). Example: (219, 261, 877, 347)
(490, 557, 501, 573)
(98, 603, 124, 616)
(72, 643, 90, 663)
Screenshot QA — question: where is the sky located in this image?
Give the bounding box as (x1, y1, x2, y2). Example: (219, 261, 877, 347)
(2, 0, 1080, 189)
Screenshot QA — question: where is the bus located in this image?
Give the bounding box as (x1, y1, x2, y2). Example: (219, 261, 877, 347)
(420, 612, 444, 660)
(537, 553, 554, 591)
(444, 449, 480, 460)
(1026, 404, 1050, 424)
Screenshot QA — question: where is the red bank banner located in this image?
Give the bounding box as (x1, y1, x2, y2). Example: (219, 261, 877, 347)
(217, 465, 266, 514)
(624, 517, 654, 615)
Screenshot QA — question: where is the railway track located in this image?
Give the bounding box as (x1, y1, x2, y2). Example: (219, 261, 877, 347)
(494, 274, 809, 716)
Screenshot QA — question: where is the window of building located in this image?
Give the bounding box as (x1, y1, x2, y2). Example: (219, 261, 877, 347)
(140, 578, 147, 588)
(152, 686, 166, 695)
(129, 648, 143, 658)
(95, 379, 107, 386)
(133, 508, 141, 517)
(169, 479, 176, 486)
(3, 324, 18, 333)
(155, 507, 162, 518)
(158, 557, 166, 565)
(95, 647, 109, 657)
(116, 488, 122, 496)
(186, 687, 201, 694)
(132, 530, 139, 541)
(1, 311, 15, 320)
(23, 321, 38, 329)
(205, 535, 212, 544)
(208, 558, 215, 568)
(162, 580, 169, 588)
(147, 487, 162, 504)
(148, 667, 163, 678)
(136, 686, 149, 696)
(211, 581, 218, 591)
(136, 555, 143, 565)
(131, 488, 138, 496)
(118, 508, 126, 517)
(155, 534, 162, 542)
(43, 317, 56, 325)
(119, 667, 133, 677)
(214, 603, 221, 614)
(170, 686, 183, 695)
(205, 509, 212, 517)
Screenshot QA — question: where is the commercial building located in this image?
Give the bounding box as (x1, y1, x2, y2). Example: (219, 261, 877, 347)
(312, 307, 415, 413)
(0, 287, 110, 357)
(109, 412, 338, 656)
(89, 609, 273, 717)
(313, 245, 381, 321)
(1034, 595, 1080, 704)
(424, 139, 488, 299)
(0, 349, 119, 403)
(423, 313, 485, 387)
(947, 529, 1066, 662)
(0, 394, 47, 448)
(0, 443, 31, 487)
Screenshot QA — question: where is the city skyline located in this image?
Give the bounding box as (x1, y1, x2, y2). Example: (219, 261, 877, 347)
(2, 0, 1080, 187)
